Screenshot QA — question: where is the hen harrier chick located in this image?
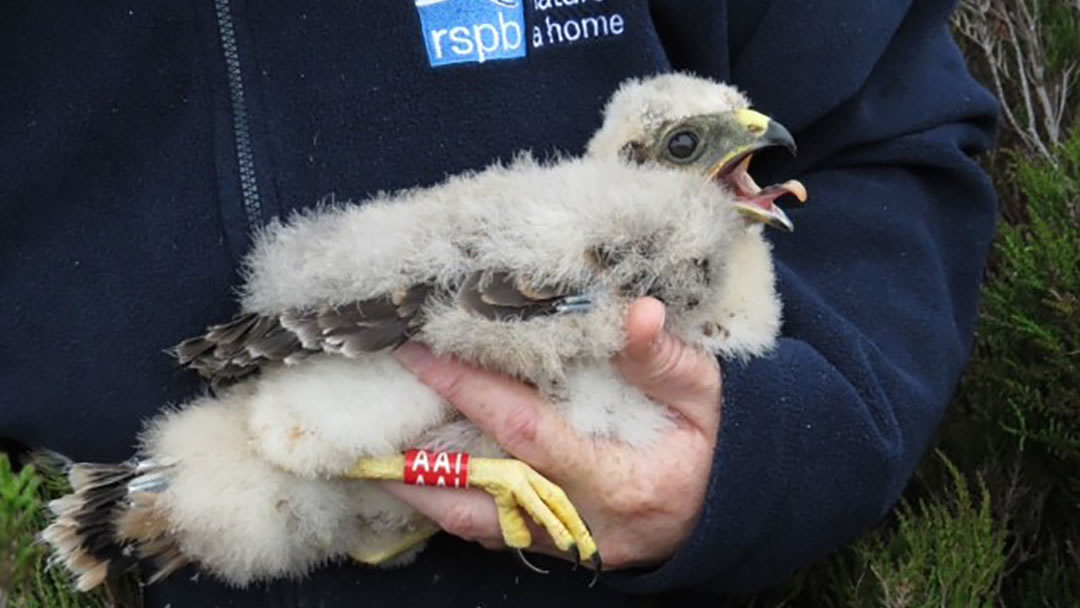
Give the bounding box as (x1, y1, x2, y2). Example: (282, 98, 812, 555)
(43, 73, 806, 591)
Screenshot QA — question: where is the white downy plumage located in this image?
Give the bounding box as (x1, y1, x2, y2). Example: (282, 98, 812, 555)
(42, 73, 802, 590)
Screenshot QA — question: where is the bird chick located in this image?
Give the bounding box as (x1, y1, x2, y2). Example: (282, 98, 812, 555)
(41, 73, 807, 592)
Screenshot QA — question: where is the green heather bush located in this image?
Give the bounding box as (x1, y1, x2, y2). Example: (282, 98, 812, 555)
(0, 455, 40, 607)
(977, 136, 1080, 470)
(955, 131, 1080, 607)
(0, 455, 124, 608)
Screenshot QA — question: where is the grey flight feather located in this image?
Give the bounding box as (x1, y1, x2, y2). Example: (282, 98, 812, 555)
(172, 275, 597, 385)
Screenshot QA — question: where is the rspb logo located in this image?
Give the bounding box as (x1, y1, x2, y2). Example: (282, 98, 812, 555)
(415, 0, 526, 67)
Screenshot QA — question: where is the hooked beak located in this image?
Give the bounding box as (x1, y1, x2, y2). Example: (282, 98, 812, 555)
(737, 109, 797, 156)
(711, 109, 806, 232)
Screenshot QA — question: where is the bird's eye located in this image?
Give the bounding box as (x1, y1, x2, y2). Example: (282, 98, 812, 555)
(666, 131, 699, 160)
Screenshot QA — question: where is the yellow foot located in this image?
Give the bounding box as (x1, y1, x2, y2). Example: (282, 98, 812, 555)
(469, 458, 599, 571)
(344, 453, 600, 575)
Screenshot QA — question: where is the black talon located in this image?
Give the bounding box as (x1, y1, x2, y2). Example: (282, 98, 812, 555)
(515, 549, 550, 575)
(588, 553, 602, 588)
(579, 518, 601, 587)
(570, 544, 580, 571)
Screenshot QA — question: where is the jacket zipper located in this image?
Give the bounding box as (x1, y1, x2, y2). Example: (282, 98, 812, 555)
(214, 0, 263, 230)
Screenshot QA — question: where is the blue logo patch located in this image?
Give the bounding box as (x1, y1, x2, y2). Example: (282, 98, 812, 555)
(415, 0, 527, 67)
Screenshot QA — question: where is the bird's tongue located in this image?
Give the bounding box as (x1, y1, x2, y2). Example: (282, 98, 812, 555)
(739, 180, 808, 212)
(721, 155, 808, 210)
(714, 154, 807, 232)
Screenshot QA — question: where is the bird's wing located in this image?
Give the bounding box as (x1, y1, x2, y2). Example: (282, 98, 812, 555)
(173, 284, 433, 385)
(458, 270, 592, 321)
(173, 272, 595, 386)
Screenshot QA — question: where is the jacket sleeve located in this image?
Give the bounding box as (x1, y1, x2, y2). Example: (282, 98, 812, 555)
(612, 0, 999, 593)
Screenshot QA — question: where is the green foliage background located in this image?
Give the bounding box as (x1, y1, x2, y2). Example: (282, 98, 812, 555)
(1, 3, 1077, 607)
(0, 456, 127, 608)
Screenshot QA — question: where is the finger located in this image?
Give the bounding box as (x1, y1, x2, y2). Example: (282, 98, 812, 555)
(393, 343, 578, 475)
(615, 298, 723, 432)
(380, 483, 505, 550)
(620, 297, 668, 362)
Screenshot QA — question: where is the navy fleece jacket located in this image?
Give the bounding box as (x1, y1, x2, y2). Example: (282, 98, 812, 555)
(1, 0, 998, 605)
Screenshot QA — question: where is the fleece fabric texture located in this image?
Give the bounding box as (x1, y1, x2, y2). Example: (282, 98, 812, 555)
(0, 0, 997, 605)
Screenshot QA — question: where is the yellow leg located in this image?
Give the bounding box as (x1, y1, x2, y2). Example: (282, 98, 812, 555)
(346, 454, 408, 479)
(349, 522, 440, 566)
(344, 455, 599, 566)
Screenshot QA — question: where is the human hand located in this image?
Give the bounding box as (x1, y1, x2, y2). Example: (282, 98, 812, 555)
(387, 297, 723, 569)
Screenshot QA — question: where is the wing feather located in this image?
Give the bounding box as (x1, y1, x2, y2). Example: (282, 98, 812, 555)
(458, 270, 592, 321)
(175, 240, 650, 385)
(173, 284, 434, 386)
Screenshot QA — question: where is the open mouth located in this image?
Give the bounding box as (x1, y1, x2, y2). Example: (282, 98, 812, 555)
(711, 153, 807, 232)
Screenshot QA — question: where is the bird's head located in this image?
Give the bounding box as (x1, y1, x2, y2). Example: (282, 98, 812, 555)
(586, 73, 807, 231)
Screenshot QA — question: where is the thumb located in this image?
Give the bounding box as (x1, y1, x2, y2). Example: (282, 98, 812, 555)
(615, 298, 723, 432)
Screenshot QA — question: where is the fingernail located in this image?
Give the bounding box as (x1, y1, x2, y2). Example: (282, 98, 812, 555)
(394, 342, 435, 374)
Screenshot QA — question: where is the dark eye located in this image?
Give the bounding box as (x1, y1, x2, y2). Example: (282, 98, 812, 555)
(666, 131, 699, 160)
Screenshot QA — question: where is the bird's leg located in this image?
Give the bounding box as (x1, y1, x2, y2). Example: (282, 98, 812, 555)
(349, 521, 441, 566)
(344, 451, 599, 569)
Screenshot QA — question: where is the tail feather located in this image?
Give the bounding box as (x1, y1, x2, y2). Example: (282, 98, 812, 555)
(145, 546, 189, 585)
(41, 459, 186, 591)
(75, 561, 111, 592)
